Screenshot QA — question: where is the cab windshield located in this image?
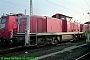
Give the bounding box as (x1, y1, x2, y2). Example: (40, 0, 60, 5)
(1, 18, 6, 24)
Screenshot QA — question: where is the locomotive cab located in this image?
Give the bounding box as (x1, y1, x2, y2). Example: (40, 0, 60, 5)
(0, 15, 18, 43)
(0, 17, 6, 29)
(0, 16, 7, 41)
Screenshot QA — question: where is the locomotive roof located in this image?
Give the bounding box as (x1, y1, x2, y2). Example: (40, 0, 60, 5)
(31, 15, 62, 20)
(52, 13, 73, 18)
(84, 21, 90, 24)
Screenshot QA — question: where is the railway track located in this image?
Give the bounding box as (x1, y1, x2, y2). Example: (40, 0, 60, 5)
(0, 43, 38, 55)
(0, 34, 85, 54)
(0, 39, 87, 60)
(0, 38, 84, 54)
(76, 52, 90, 60)
(0, 38, 77, 53)
(39, 43, 88, 60)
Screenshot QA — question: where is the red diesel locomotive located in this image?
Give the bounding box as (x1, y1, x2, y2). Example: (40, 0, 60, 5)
(0, 13, 83, 45)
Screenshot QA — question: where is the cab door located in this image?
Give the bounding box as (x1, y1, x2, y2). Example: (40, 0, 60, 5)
(19, 18, 27, 33)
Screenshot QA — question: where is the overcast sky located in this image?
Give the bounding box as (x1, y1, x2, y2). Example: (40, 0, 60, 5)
(0, 0, 90, 23)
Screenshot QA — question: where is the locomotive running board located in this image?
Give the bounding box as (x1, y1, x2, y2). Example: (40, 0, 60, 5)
(15, 32, 83, 37)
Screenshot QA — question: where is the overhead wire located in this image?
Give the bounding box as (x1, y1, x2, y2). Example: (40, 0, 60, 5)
(0, 0, 30, 15)
(0, 0, 28, 8)
(61, 0, 85, 10)
(0, 0, 89, 17)
(0, 1, 55, 16)
(1, 0, 57, 15)
(84, 0, 90, 6)
(72, 9, 89, 16)
(34, 2, 63, 13)
(44, 0, 90, 16)
(44, 0, 79, 13)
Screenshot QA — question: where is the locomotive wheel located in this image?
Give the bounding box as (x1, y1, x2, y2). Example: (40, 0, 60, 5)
(54, 39, 58, 44)
(1, 39, 4, 44)
(5, 39, 10, 44)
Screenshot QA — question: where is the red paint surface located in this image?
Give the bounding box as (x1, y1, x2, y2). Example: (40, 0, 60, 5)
(73, 22, 80, 32)
(70, 22, 74, 32)
(83, 24, 89, 31)
(0, 16, 18, 39)
(18, 15, 62, 33)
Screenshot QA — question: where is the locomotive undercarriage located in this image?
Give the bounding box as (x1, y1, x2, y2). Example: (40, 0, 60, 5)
(0, 33, 83, 46)
(10, 33, 83, 46)
(12, 35, 62, 46)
